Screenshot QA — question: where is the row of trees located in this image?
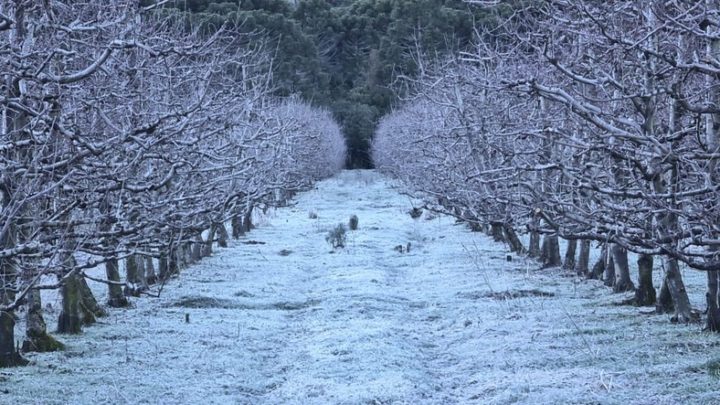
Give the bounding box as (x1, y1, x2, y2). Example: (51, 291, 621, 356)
(373, 1, 720, 330)
(1, 0, 346, 367)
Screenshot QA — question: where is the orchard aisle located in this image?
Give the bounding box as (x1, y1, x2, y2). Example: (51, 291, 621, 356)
(5, 171, 717, 404)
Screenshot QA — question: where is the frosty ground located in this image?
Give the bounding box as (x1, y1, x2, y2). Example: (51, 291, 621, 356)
(4, 171, 718, 404)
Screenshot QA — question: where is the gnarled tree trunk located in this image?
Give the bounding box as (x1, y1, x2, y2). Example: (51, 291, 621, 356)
(575, 240, 590, 276)
(540, 234, 561, 268)
(611, 244, 635, 292)
(105, 258, 128, 307)
(563, 239, 577, 271)
(23, 288, 64, 353)
(634, 254, 656, 306)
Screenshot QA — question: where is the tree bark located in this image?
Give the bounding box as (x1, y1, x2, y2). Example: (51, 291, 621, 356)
(707, 270, 720, 331)
(203, 225, 217, 257)
(540, 234, 561, 268)
(490, 222, 504, 242)
(217, 222, 229, 248)
(503, 224, 525, 254)
(159, 253, 169, 281)
(78, 276, 106, 325)
(634, 254, 656, 306)
(0, 310, 27, 367)
(191, 235, 202, 263)
(242, 206, 254, 233)
(662, 258, 694, 323)
(611, 244, 635, 292)
(106, 258, 129, 307)
(124, 255, 141, 297)
(22, 288, 65, 353)
(563, 239, 577, 271)
(528, 216, 540, 258)
(231, 215, 243, 238)
(575, 240, 590, 276)
(145, 256, 156, 286)
(603, 247, 615, 287)
(58, 272, 82, 334)
(588, 244, 607, 280)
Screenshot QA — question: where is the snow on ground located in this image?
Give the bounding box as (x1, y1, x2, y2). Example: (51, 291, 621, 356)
(3, 170, 719, 404)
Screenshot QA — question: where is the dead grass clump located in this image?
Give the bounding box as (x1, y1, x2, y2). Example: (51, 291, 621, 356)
(326, 224, 347, 248)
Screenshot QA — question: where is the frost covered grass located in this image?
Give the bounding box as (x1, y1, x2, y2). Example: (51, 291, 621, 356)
(4, 170, 718, 404)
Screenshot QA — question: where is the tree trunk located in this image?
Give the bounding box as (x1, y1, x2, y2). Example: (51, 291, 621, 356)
(707, 270, 720, 332)
(22, 288, 64, 353)
(242, 206, 254, 233)
(662, 258, 694, 323)
(611, 244, 635, 292)
(158, 253, 169, 281)
(203, 226, 217, 257)
(575, 240, 590, 276)
(58, 272, 82, 334)
(79, 276, 106, 325)
(145, 256, 157, 286)
(657, 277, 674, 314)
(217, 222, 229, 248)
(105, 258, 128, 307)
(503, 224, 525, 254)
(540, 234, 561, 268)
(191, 235, 202, 263)
(168, 246, 179, 277)
(528, 216, 540, 258)
(588, 244, 607, 280)
(603, 247, 615, 287)
(490, 222, 504, 242)
(232, 215, 243, 238)
(634, 254, 656, 306)
(0, 310, 27, 367)
(124, 255, 141, 297)
(563, 239, 577, 271)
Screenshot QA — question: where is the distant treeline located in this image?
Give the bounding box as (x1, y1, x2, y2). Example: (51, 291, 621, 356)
(141, 0, 512, 168)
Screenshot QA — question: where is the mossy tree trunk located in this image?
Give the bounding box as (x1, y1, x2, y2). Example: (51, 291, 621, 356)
(242, 205, 254, 233)
(145, 256, 156, 285)
(105, 258, 128, 308)
(563, 239, 577, 271)
(231, 215, 243, 238)
(575, 240, 590, 276)
(661, 258, 693, 322)
(707, 270, 720, 332)
(0, 309, 27, 367)
(527, 215, 541, 258)
(124, 254, 141, 297)
(588, 244, 606, 280)
(634, 254, 656, 306)
(159, 252, 169, 281)
(79, 276, 106, 325)
(191, 235, 202, 263)
(611, 244, 635, 292)
(203, 225, 217, 258)
(58, 271, 82, 334)
(657, 277, 674, 314)
(217, 223, 229, 248)
(603, 247, 616, 287)
(540, 234, 561, 268)
(22, 288, 64, 353)
(490, 222, 504, 243)
(503, 224, 525, 254)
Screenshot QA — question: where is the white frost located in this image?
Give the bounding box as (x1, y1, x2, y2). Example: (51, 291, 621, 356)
(5, 171, 717, 404)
